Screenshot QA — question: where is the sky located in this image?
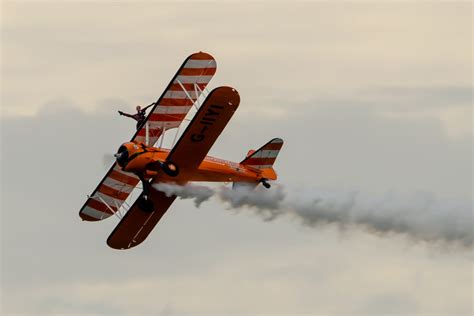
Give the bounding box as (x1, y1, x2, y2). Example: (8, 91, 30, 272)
(1, 1, 473, 315)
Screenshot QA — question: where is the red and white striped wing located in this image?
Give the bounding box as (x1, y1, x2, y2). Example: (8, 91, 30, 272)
(79, 164, 140, 221)
(79, 52, 216, 222)
(133, 52, 217, 145)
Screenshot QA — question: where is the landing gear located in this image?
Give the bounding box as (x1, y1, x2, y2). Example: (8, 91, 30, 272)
(260, 179, 271, 189)
(161, 161, 179, 177)
(138, 195, 154, 213)
(136, 160, 179, 213)
(145, 160, 179, 177)
(138, 175, 154, 213)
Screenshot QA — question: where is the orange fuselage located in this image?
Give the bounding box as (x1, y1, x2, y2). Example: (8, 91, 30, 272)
(117, 142, 276, 184)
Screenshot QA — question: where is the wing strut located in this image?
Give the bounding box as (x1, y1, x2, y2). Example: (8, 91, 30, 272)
(176, 79, 200, 111)
(159, 126, 166, 148)
(131, 51, 217, 145)
(88, 194, 123, 220)
(145, 122, 149, 146)
(170, 82, 209, 148)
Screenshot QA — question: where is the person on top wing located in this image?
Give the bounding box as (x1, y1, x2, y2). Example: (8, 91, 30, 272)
(118, 103, 155, 130)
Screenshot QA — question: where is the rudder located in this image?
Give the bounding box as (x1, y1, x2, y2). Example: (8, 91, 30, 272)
(241, 138, 284, 170)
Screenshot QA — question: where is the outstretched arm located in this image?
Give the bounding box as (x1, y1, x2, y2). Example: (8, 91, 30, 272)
(118, 111, 135, 118)
(142, 102, 155, 111)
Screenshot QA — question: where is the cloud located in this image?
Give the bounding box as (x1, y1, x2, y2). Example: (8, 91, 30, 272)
(2, 94, 472, 314)
(2, 2, 472, 313)
(3, 2, 472, 116)
(6, 239, 472, 315)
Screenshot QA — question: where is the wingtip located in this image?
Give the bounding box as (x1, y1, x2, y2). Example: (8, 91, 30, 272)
(190, 51, 215, 61)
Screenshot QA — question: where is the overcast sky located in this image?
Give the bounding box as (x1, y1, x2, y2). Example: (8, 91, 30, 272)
(1, 1, 472, 315)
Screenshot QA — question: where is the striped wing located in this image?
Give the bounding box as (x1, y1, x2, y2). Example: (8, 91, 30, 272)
(133, 52, 217, 145)
(79, 163, 139, 221)
(79, 52, 216, 222)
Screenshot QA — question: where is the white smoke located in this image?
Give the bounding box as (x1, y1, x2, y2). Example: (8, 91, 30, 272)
(154, 183, 214, 207)
(153, 183, 473, 249)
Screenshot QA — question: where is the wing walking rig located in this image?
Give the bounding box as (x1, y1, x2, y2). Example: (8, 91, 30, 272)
(79, 52, 284, 250)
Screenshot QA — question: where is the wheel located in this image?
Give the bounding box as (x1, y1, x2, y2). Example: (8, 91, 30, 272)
(162, 161, 179, 177)
(138, 196, 154, 213)
(261, 180, 271, 189)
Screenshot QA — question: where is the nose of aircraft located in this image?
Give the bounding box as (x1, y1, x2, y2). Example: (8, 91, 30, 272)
(115, 145, 129, 167)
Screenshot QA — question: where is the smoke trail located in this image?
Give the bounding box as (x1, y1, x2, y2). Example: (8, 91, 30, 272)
(153, 183, 473, 248)
(154, 183, 214, 207)
(288, 189, 472, 248)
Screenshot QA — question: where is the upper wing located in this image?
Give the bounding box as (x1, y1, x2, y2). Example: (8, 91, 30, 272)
(166, 86, 240, 170)
(79, 52, 216, 222)
(133, 52, 217, 145)
(106, 86, 240, 249)
(79, 163, 140, 221)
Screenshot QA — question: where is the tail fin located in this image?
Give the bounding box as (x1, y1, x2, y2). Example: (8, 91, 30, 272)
(241, 138, 284, 171)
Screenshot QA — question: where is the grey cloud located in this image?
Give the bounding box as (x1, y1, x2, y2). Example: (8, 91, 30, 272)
(223, 97, 472, 200)
(368, 84, 473, 108)
(357, 292, 420, 315)
(2, 2, 473, 314)
(2, 99, 472, 314)
(4, 2, 472, 116)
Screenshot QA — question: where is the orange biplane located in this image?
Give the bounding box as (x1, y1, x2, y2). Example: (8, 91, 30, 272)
(79, 52, 283, 250)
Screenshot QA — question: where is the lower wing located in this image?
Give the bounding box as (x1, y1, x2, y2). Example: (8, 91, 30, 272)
(107, 189, 177, 249)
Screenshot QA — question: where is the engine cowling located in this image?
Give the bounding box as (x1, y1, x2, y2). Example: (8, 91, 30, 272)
(114, 142, 178, 177)
(114, 142, 145, 168)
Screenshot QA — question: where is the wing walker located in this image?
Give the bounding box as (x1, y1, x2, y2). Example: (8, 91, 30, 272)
(79, 52, 284, 250)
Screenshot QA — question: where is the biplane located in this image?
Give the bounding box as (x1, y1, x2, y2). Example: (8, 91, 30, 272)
(79, 52, 284, 250)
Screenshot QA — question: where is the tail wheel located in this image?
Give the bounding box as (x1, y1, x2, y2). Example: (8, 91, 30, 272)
(138, 196, 154, 213)
(261, 179, 271, 189)
(162, 161, 179, 177)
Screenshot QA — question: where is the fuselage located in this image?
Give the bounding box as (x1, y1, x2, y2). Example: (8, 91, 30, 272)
(115, 141, 276, 185)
